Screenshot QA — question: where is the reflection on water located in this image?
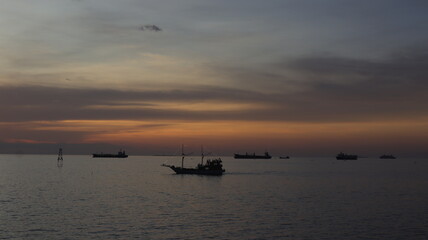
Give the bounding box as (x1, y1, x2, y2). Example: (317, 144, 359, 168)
(0, 155, 427, 239)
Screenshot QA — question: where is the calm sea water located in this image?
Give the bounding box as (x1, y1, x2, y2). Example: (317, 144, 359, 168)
(1, 154, 427, 239)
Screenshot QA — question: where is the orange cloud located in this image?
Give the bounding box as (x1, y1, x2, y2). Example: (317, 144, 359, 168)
(4, 138, 55, 144)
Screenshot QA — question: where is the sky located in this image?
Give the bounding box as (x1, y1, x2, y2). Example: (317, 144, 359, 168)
(1, 0, 428, 156)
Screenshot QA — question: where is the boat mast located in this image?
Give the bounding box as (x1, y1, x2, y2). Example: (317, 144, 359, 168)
(181, 144, 184, 168)
(201, 145, 204, 165)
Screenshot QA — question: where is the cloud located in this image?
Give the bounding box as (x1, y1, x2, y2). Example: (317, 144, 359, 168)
(206, 46, 428, 122)
(286, 46, 428, 98)
(4, 138, 55, 144)
(2, 45, 428, 124)
(0, 85, 274, 122)
(139, 24, 162, 32)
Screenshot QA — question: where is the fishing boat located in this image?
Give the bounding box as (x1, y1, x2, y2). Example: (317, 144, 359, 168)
(162, 146, 225, 176)
(380, 154, 396, 159)
(92, 150, 128, 158)
(234, 152, 272, 159)
(336, 152, 358, 160)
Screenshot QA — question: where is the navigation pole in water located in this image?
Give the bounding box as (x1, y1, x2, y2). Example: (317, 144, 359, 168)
(57, 147, 63, 168)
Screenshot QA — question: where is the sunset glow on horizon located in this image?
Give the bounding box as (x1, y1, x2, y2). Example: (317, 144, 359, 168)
(1, 0, 428, 156)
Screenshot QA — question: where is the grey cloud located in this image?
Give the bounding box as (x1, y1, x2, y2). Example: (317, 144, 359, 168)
(207, 46, 428, 122)
(139, 25, 162, 32)
(0, 85, 275, 122)
(288, 47, 428, 95)
(2, 46, 428, 123)
(286, 48, 428, 119)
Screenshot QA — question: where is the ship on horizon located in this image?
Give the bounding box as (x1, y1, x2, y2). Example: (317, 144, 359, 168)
(162, 146, 225, 176)
(336, 152, 358, 160)
(234, 152, 272, 159)
(92, 150, 128, 158)
(380, 154, 396, 159)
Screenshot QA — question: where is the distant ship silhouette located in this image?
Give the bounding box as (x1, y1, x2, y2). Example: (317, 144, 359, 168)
(336, 152, 358, 160)
(92, 150, 128, 158)
(234, 152, 272, 159)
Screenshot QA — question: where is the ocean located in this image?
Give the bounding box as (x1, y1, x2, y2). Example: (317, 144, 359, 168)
(1, 155, 427, 239)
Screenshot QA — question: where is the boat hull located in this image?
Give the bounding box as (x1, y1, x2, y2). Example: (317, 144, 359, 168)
(92, 154, 128, 158)
(169, 166, 225, 176)
(336, 152, 358, 160)
(234, 154, 272, 159)
(336, 156, 358, 160)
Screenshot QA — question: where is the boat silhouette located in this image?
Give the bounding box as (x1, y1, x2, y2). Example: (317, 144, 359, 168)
(234, 152, 272, 159)
(336, 152, 358, 160)
(162, 146, 225, 176)
(92, 150, 128, 158)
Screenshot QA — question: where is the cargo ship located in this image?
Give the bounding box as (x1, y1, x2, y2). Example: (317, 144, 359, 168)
(336, 152, 358, 160)
(234, 152, 272, 159)
(92, 150, 128, 158)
